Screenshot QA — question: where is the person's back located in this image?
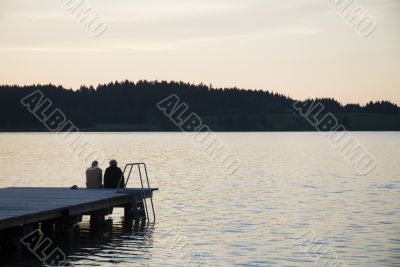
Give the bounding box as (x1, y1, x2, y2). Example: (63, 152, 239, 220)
(104, 160, 124, 189)
(86, 161, 103, 188)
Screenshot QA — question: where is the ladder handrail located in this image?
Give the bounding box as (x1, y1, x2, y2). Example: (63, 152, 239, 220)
(137, 164, 150, 222)
(117, 165, 127, 190)
(142, 163, 156, 222)
(116, 162, 156, 222)
(116, 164, 130, 190)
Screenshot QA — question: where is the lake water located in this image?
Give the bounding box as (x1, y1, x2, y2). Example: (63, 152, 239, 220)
(0, 132, 399, 266)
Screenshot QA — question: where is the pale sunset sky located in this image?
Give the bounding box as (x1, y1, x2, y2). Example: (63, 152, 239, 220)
(0, 0, 399, 104)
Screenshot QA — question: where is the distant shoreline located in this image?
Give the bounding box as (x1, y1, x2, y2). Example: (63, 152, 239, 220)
(2, 113, 400, 132)
(1, 128, 399, 133)
(1, 82, 399, 133)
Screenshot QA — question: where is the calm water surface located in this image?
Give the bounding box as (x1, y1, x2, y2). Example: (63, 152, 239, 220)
(0, 132, 399, 266)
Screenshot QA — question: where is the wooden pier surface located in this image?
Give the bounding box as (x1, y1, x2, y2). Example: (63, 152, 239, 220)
(0, 187, 158, 230)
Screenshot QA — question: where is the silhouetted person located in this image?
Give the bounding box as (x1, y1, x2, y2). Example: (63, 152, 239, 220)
(104, 160, 124, 189)
(86, 160, 103, 188)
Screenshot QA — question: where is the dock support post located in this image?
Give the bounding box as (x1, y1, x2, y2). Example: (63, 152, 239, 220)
(124, 194, 148, 228)
(12, 227, 22, 262)
(124, 194, 138, 220)
(41, 221, 54, 238)
(74, 224, 81, 243)
(90, 210, 106, 234)
(138, 199, 147, 220)
(123, 194, 148, 230)
(0, 226, 24, 263)
(55, 216, 81, 245)
(124, 204, 134, 219)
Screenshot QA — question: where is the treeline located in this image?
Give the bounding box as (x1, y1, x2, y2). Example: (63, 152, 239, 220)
(0, 80, 399, 131)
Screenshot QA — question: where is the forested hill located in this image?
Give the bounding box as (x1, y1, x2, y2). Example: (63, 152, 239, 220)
(1, 80, 399, 131)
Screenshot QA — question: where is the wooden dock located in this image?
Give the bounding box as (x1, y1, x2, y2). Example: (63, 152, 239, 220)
(0, 187, 157, 230)
(0, 187, 158, 257)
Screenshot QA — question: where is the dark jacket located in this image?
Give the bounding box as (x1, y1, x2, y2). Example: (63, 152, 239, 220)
(104, 166, 124, 189)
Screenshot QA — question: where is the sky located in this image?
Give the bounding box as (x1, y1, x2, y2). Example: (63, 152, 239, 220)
(0, 0, 399, 105)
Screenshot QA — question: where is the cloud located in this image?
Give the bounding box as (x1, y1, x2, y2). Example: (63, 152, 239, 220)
(0, 46, 105, 53)
(0, 41, 176, 52)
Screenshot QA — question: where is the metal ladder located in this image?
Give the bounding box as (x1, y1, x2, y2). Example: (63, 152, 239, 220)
(116, 163, 156, 222)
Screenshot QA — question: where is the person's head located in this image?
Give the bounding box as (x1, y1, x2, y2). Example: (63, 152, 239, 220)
(109, 159, 117, 167)
(91, 160, 98, 167)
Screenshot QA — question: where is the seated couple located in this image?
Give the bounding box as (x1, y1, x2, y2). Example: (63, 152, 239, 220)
(86, 160, 125, 189)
